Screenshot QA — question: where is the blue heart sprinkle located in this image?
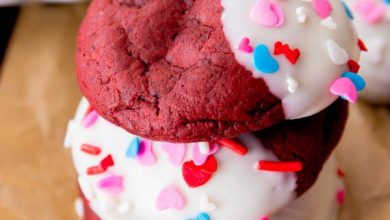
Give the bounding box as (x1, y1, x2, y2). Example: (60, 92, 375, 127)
(385, 0, 389, 5)
(342, 72, 366, 91)
(187, 212, 211, 220)
(126, 137, 140, 158)
(253, 44, 279, 74)
(341, 1, 354, 20)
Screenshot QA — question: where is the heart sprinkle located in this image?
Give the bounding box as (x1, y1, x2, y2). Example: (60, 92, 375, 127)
(326, 39, 349, 65)
(354, 0, 386, 23)
(341, 72, 366, 92)
(357, 39, 368, 51)
(253, 44, 279, 74)
(274, 41, 301, 64)
(330, 77, 358, 103)
(161, 143, 187, 166)
(218, 138, 248, 156)
(188, 212, 211, 220)
(81, 144, 101, 155)
(257, 161, 303, 172)
(100, 154, 114, 170)
(182, 156, 218, 188)
(296, 7, 309, 23)
(239, 37, 254, 53)
(193, 143, 219, 166)
(336, 188, 346, 205)
(347, 60, 361, 73)
(286, 77, 299, 93)
(337, 168, 346, 178)
(250, 0, 285, 27)
(199, 142, 211, 154)
(260, 217, 270, 220)
(82, 110, 99, 128)
(97, 174, 124, 195)
(313, 0, 332, 18)
(137, 140, 156, 166)
(126, 137, 140, 158)
(200, 194, 217, 212)
(156, 185, 186, 210)
(321, 16, 338, 30)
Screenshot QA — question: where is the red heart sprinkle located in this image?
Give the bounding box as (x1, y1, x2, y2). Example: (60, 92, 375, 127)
(357, 39, 368, 52)
(347, 60, 360, 73)
(274, 41, 301, 64)
(182, 155, 218, 188)
(100, 155, 114, 170)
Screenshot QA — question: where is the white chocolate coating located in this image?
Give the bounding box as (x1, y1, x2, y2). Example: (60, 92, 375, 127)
(65, 99, 342, 220)
(348, 0, 390, 103)
(221, 0, 360, 118)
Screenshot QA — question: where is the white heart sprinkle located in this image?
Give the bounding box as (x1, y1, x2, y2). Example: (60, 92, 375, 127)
(286, 77, 299, 93)
(326, 39, 349, 65)
(199, 142, 211, 154)
(296, 7, 309, 23)
(200, 194, 217, 212)
(117, 202, 133, 215)
(364, 37, 386, 64)
(74, 198, 84, 218)
(321, 16, 338, 30)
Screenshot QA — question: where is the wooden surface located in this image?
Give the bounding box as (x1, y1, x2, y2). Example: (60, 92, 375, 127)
(0, 4, 389, 220)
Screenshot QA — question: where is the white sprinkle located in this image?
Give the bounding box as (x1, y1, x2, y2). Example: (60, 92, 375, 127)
(200, 193, 217, 212)
(74, 198, 84, 218)
(78, 176, 95, 202)
(63, 120, 76, 148)
(326, 39, 349, 65)
(117, 202, 132, 215)
(364, 36, 386, 64)
(199, 142, 211, 154)
(296, 7, 309, 23)
(321, 16, 338, 30)
(286, 77, 299, 93)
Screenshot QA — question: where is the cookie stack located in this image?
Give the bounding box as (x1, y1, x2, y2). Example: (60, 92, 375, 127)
(65, 0, 365, 219)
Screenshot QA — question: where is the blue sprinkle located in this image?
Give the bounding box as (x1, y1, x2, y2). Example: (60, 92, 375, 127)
(341, 1, 354, 20)
(126, 137, 140, 158)
(253, 44, 279, 74)
(386, 0, 390, 5)
(342, 72, 366, 92)
(196, 213, 210, 220)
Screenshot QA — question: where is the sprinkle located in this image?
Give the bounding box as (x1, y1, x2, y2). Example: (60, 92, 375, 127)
(81, 144, 101, 155)
(336, 188, 346, 204)
(97, 175, 124, 195)
(117, 202, 132, 215)
(313, 0, 332, 18)
(193, 143, 219, 166)
(182, 156, 218, 188)
(87, 165, 105, 175)
(250, 0, 285, 27)
(239, 37, 254, 53)
(82, 110, 99, 128)
(196, 213, 211, 220)
(357, 39, 368, 51)
(260, 217, 270, 220)
(386, 0, 390, 5)
(254, 44, 279, 74)
(218, 138, 248, 156)
(330, 77, 358, 103)
(286, 77, 299, 93)
(341, 72, 366, 91)
(200, 194, 217, 212)
(199, 142, 211, 154)
(161, 143, 187, 166)
(337, 168, 346, 178)
(100, 154, 114, 170)
(156, 185, 186, 210)
(137, 140, 156, 166)
(342, 1, 354, 20)
(321, 16, 338, 30)
(347, 60, 361, 73)
(354, 0, 386, 23)
(296, 7, 309, 23)
(257, 161, 303, 172)
(126, 137, 140, 158)
(274, 41, 301, 64)
(326, 39, 349, 65)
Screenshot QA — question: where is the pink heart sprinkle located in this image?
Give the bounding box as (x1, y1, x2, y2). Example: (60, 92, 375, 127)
(250, 0, 285, 27)
(313, 0, 332, 19)
(161, 143, 187, 166)
(239, 37, 254, 53)
(156, 185, 186, 210)
(260, 217, 270, 220)
(137, 140, 156, 166)
(354, 0, 386, 24)
(82, 110, 99, 128)
(193, 143, 219, 166)
(336, 188, 345, 205)
(330, 77, 358, 103)
(97, 175, 124, 195)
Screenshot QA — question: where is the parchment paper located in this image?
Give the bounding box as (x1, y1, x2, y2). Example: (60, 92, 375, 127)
(0, 4, 389, 220)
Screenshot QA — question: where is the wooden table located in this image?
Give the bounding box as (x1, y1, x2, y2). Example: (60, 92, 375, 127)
(0, 4, 389, 220)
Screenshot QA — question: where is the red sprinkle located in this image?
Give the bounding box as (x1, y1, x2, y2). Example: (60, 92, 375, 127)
(357, 39, 368, 52)
(100, 155, 114, 170)
(81, 144, 102, 155)
(347, 60, 360, 73)
(274, 41, 301, 64)
(257, 161, 303, 172)
(218, 138, 248, 156)
(87, 165, 105, 175)
(336, 188, 346, 205)
(337, 168, 346, 178)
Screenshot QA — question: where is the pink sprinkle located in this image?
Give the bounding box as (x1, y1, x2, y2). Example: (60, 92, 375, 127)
(330, 77, 358, 103)
(156, 185, 186, 210)
(313, 0, 332, 18)
(82, 110, 99, 128)
(137, 140, 156, 166)
(250, 0, 284, 27)
(260, 217, 270, 220)
(336, 188, 346, 205)
(97, 175, 124, 195)
(161, 143, 187, 166)
(193, 143, 219, 166)
(354, 0, 386, 24)
(239, 37, 254, 53)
